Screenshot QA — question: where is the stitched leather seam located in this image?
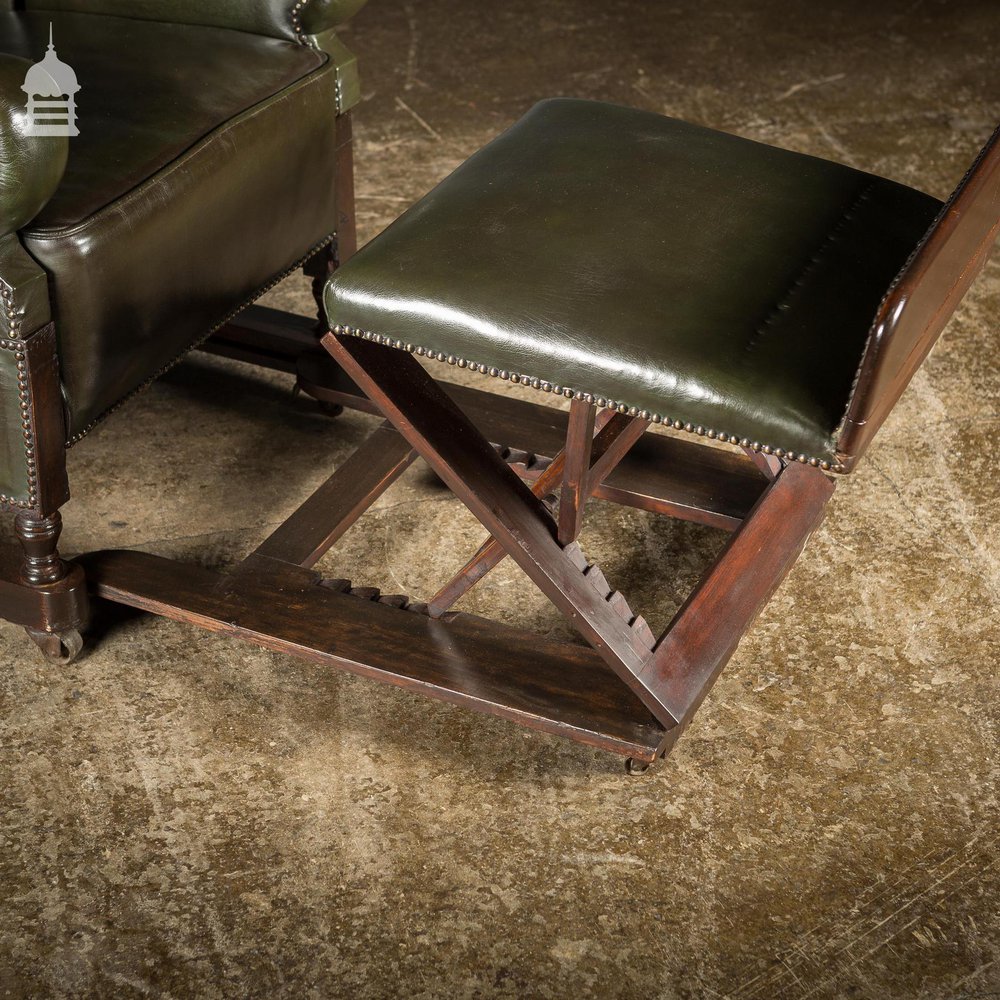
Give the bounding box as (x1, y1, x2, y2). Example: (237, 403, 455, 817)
(744, 181, 877, 355)
(331, 325, 845, 473)
(64, 234, 335, 447)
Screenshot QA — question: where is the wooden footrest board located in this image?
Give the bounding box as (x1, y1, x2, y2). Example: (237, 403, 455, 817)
(83, 550, 670, 762)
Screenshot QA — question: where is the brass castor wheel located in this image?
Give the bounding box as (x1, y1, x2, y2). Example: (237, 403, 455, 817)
(625, 756, 653, 776)
(25, 627, 84, 665)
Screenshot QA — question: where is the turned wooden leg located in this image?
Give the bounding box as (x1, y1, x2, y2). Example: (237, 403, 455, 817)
(0, 324, 87, 663)
(16, 510, 68, 586)
(14, 511, 86, 663)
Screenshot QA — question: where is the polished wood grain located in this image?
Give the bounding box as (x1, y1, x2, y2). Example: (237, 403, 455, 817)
(640, 462, 834, 728)
(207, 331, 767, 527)
(318, 332, 843, 746)
(22, 324, 70, 518)
(427, 408, 614, 617)
(838, 124, 1000, 469)
(322, 332, 679, 725)
(428, 411, 649, 616)
(743, 446, 781, 481)
(0, 324, 89, 653)
(83, 548, 669, 762)
(0, 536, 87, 634)
(586, 413, 653, 487)
(558, 399, 596, 544)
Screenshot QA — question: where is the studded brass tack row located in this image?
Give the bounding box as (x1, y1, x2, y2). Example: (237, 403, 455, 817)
(0, 283, 22, 340)
(0, 336, 36, 510)
(331, 325, 843, 473)
(289, 0, 312, 43)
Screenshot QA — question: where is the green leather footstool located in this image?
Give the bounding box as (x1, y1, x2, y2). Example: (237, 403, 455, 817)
(72, 98, 997, 771)
(312, 99, 998, 768)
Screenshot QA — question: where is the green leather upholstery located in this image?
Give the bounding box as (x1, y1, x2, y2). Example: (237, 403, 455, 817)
(0, 55, 67, 235)
(23, 0, 368, 42)
(325, 99, 942, 467)
(2, 11, 341, 438)
(0, 51, 65, 341)
(0, 54, 66, 506)
(0, 345, 31, 506)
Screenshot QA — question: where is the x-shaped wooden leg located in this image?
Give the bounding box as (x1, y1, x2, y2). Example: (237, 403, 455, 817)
(321, 332, 835, 736)
(322, 332, 672, 721)
(427, 404, 651, 617)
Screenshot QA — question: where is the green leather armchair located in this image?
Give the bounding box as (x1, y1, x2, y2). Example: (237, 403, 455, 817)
(0, 0, 366, 658)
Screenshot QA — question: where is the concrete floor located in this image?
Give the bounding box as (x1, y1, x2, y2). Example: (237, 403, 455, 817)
(2, 0, 999, 997)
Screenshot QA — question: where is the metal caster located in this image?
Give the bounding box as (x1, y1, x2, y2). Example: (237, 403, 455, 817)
(291, 382, 344, 419)
(625, 756, 653, 776)
(317, 400, 344, 419)
(25, 627, 84, 665)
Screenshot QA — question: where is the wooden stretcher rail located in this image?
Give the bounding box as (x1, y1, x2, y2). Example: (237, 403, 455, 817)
(81, 549, 671, 763)
(251, 420, 416, 568)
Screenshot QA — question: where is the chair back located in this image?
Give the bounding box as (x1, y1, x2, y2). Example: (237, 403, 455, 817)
(837, 124, 1000, 468)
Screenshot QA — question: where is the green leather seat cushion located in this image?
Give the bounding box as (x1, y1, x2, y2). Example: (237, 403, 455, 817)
(4, 11, 340, 437)
(325, 99, 942, 465)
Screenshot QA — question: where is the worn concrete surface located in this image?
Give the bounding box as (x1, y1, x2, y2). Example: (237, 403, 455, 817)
(2, 1, 999, 997)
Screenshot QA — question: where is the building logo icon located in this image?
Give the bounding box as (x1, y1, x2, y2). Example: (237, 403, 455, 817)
(21, 24, 80, 137)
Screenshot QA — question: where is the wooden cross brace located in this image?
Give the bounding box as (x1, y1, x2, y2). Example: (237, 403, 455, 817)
(79, 326, 834, 766)
(76, 324, 833, 768)
(321, 332, 835, 742)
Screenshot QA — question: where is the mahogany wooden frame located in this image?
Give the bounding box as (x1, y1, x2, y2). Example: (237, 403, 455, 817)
(0, 322, 88, 662)
(1, 115, 996, 767)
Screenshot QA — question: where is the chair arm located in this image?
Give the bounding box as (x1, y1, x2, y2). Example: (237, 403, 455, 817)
(0, 54, 67, 339)
(23, 1, 371, 43)
(0, 55, 67, 239)
(22, 2, 368, 113)
(0, 57, 68, 507)
(308, 27, 362, 114)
